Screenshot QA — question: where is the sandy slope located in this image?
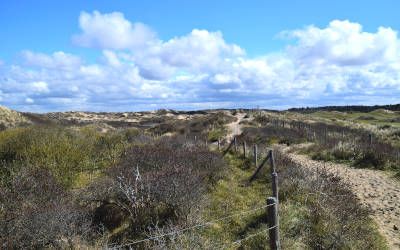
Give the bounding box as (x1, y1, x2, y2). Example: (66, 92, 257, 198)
(0, 106, 30, 128)
(282, 147, 400, 249)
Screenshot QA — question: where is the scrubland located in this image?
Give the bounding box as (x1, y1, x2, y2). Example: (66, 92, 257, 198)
(1, 106, 399, 248)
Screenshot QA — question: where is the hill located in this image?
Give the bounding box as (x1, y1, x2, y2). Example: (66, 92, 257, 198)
(0, 106, 31, 129)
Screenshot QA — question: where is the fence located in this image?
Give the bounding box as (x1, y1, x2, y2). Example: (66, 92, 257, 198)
(220, 135, 281, 249)
(255, 116, 400, 167)
(111, 202, 277, 249)
(109, 136, 281, 250)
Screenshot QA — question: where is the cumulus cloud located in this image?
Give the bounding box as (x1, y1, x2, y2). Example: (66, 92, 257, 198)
(72, 11, 245, 79)
(21, 50, 82, 70)
(1, 14, 400, 111)
(286, 20, 400, 66)
(72, 11, 157, 50)
(158, 29, 245, 71)
(30, 81, 49, 93)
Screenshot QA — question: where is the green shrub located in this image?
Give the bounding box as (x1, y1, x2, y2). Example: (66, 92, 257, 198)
(207, 127, 227, 142)
(0, 126, 130, 187)
(311, 150, 335, 161)
(354, 151, 386, 170)
(379, 124, 391, 130)
(332, 148, 354, 161)
(358, 115, 377, 120)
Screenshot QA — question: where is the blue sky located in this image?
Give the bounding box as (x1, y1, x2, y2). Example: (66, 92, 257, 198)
(1, 0, 400, 111)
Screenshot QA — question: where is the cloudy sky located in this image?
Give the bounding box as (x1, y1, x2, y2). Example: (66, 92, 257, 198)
(1, 1, 400, 112)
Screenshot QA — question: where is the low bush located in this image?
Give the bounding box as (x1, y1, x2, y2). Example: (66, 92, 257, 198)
(207, 127, 227, 142)
(240, 125, 308, 147)
(354, 150, 387, 170)
(311, 150, 335, 161)
(0, 126, 135, 187)
(87, 136, 226, 245)
(150, 112, 234, 139)
(0, 168, 92, 249)
(379, 124, 391, 130)
(358, 115, 377, 120)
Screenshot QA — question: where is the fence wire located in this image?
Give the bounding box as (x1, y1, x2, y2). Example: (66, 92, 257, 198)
(110, 202, 277, 249)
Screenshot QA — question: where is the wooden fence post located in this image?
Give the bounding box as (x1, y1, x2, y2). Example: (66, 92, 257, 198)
(368, 133, 373, 147)
(253, 144, 258, 167)
(397, 151, 400, 165)
(267, 197, 280, 250)
(243, 141, 247, 158)
(234, 137, 237, 152)
(218, 138, 221, 151)
(269, 150, 278, 201)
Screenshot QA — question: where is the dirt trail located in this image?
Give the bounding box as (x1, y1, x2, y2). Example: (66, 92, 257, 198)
(226, 113, 246, 140)
(282, 147, 400, 249)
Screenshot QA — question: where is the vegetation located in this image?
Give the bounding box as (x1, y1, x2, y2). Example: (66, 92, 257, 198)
(0, 126, 133, 187)
(289, 103, 400, 113)
(251, 114, 400, 176)
(0, 108, 394, 248)
(163, 150, 387, 249)
(150, 111, 234, 139)
(0, 123, 228, 248)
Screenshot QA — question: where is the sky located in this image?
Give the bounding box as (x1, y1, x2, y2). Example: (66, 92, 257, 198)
(1, 0, 400, 112)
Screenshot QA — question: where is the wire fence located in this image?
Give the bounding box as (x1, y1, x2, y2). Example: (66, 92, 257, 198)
(108, 136, 281, 250)
(110, 202, 277, 249)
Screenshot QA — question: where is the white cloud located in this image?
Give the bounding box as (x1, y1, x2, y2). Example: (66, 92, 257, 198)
(21, 50, 81, 69)
(286, 20, 400, 66)
(102, 50, 121, 67)
(158, 29, 245, 71)
(72, 11, 157, 50)
(25, 98, 34, 104)
(1, 15, 400, 111)
(30, 81, 49, 93)
(72, 11, 245, 79)
(211, 73, 241, 84)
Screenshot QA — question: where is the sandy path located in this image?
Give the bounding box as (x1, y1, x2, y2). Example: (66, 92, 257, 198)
(226, 113, 246, 140)
(282, 147, 400, 249)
